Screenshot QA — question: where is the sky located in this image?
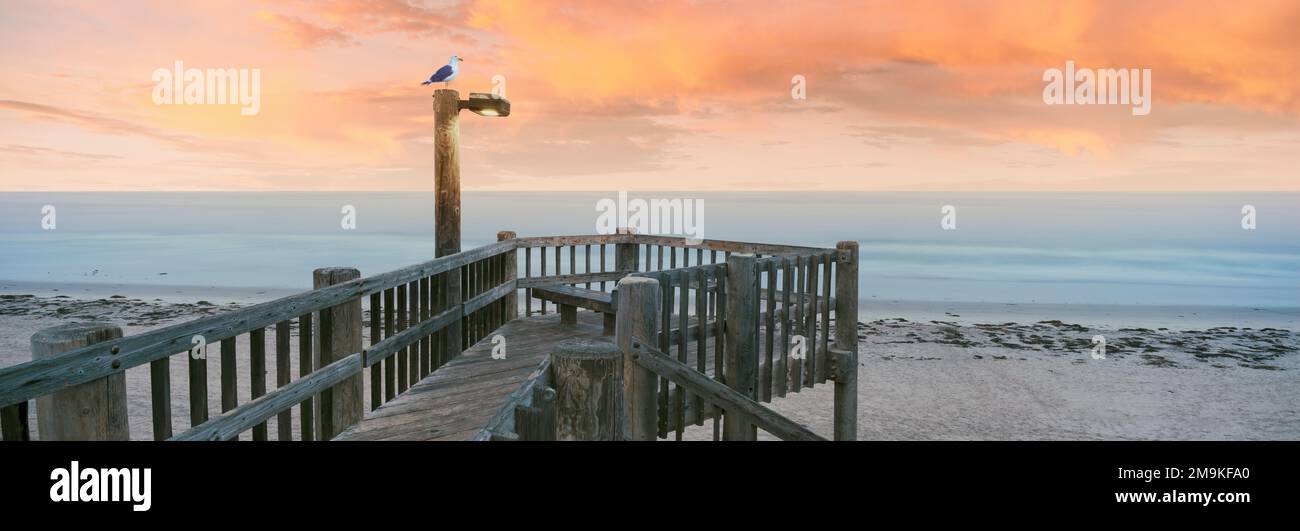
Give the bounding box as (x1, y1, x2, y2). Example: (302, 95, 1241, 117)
(0, 0, 1297, 191)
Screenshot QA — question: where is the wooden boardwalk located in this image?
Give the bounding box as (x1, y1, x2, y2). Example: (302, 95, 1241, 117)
(336, 311, 610, 441)
(337, 309, 731, 441)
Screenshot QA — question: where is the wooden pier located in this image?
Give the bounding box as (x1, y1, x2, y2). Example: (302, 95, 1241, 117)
(0, 234, 859, 442)
(0, 89, 859, 442)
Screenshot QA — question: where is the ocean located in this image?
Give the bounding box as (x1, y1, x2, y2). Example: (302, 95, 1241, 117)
(1, 191, 1297, 308)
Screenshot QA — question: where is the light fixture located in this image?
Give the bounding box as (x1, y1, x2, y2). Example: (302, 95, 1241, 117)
(459, 93, 510, 117)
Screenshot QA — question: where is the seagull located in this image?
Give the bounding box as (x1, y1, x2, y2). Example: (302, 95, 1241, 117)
(421, 55, 461, 88)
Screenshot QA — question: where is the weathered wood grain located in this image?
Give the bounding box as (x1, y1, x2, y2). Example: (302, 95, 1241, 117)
(31, 323, 127, 441)
(551, 338, 623, 441)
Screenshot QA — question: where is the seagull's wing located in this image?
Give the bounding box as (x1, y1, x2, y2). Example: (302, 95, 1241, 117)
(428, 64, 455, 83)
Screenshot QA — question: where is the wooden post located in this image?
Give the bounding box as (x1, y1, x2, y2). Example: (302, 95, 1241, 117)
(313, 267, 364, 439)
(434, 89, 461, 258)
(497, 231, 518, 321)
(30, 323, 128, 440)
(615, 227, 639, 273)
(724, 254, 758, 440)
(550, 338, 623, 440)
(833, 241, 859, 441)
(616, 277, 660, 441)
(559, 304, 577, 325)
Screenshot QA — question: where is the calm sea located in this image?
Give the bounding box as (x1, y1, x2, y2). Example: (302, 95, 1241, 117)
(1, 192, 1297, 307)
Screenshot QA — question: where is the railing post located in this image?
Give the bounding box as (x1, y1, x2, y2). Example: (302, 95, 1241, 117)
(724, 253, 759, 440)
(615, 226, 639, 273)
(550, 338, 623, 440)
(833, 241, 859, 441)
(434, 89, 461, 258)
(30, 323, 128, 440)
(616, 276, 660, 441)
(498, 231, 518, 321)
(313, 267, 364, 439)
(448, 265, 464, 353)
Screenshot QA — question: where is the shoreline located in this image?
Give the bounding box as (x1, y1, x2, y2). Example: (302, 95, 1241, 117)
(2, 288, 1297, 440)
(4, 278, 1295, 330)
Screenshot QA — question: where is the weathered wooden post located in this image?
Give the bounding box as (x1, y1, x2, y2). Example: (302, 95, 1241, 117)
(313, 267, 364, 439)
(614, 226, 639, 273)
(724, 253, 759, 440)
(616, 276, 660, 441)
(434, 89, 461, 258)
(832, 241, 860, 441)
(498, 230, 518, 321)
(550, 338, 623, 440)
(30, 323, 128, 440)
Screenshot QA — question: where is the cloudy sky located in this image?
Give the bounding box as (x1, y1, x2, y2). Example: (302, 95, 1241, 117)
(1, 0, 1297, 191)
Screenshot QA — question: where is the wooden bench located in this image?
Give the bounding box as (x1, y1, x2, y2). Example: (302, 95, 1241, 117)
(531, 284, 616, 334)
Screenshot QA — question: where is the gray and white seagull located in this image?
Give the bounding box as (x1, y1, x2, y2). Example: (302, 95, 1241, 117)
(421, 55, 462, 87)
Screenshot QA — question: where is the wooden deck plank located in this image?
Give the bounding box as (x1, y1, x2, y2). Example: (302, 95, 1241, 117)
(336, 307, 796, 441)
(336, 312, 608, 441)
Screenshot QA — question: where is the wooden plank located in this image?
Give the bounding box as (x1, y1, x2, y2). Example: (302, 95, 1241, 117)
(806, 254, 819, 388)
(676, 268, 688, 441)
(790, 256, 803, 393)
(189, 332, 208, 427)
(276, 320, 292, 440)
(531, 285, 613, 313)
(820, 253, 832, 384)
(383, 288, 395, 401)
(657, 271, 671, 438)
(420, 276, 431, 379)
(298, 313, 314, 441)
(1, 402, 30, 441)
(250, 327, 267, 441)
(713, 265, 726, 441)
(396, 281, 408, 394)
(172, 353, 363, 441)
(630, 341, 824, 441)
(517, 271, 626, 288)
(759, 258, 769, 400)
(695, 266, 708, 426)
(150, 357, 172, 440)
(220, 338, 238, 424)
(369, 293, 381, 410)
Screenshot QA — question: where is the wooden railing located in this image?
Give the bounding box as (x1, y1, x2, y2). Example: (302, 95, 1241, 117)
(0, 232, 856, 442)
(0, 240, 516, 441)
(481, 238, 860, 442)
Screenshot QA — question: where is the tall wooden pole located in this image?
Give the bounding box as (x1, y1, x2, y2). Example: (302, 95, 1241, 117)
(31, 323, 128, 440)
(833, 241, 859, 441)
(434, 89, 461, 258)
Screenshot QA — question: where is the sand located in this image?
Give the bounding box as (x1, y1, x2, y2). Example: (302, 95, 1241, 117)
(2, 289, 1298, 441)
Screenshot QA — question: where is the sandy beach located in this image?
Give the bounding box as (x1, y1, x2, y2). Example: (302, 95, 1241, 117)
(2, 287, 1297, 441)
